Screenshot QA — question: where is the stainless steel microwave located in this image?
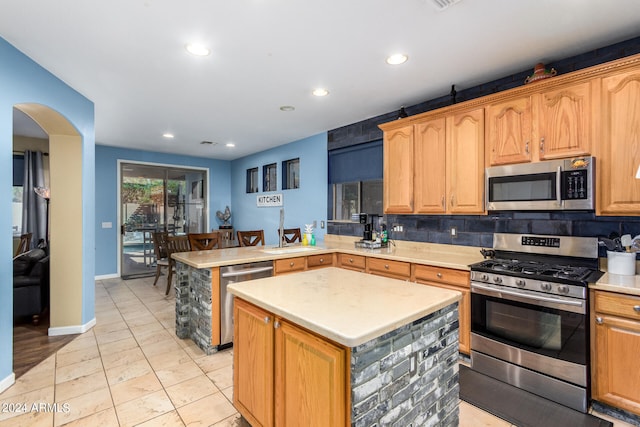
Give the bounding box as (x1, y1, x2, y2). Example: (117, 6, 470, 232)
(485, 157, 595, 211)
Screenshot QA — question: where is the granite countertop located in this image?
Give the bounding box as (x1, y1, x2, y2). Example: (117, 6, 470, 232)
(227, 267, 461, 347)
(171, 235, 485, 271)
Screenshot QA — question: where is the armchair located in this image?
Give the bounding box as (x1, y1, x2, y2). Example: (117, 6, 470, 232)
(13, 249, 50, 325)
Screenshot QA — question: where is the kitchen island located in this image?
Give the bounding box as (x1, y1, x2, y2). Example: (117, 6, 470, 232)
(228, 267, 462, 427)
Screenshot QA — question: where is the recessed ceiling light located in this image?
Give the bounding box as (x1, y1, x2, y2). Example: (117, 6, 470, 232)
(185, 43, 211, 56)
(312, 88, 329, 97)
(162, 133, 174, 139)
(280, 105, 295, 111)
(386, 54, 408, 65)
(226, 142, 235, 148)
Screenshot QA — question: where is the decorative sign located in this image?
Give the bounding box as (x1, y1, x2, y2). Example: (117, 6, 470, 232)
(257, 193, 283, 207)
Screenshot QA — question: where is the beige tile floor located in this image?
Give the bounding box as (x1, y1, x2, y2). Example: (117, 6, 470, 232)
(0, 275, 634, 426)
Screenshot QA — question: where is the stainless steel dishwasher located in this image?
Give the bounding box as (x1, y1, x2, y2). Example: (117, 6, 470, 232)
(219, 260, 273, 347)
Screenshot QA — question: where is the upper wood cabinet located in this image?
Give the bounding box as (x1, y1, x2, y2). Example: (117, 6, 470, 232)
(486, 96, 533, 165)
(487, 82, 593, 166)
(383, 124, 414, 213)
(487, 82, 592, 166)
(384, 108, 484, 215)
(597, 68, 640, 215)
(446, 108, 485, 214)
(533, 81, 593, 160)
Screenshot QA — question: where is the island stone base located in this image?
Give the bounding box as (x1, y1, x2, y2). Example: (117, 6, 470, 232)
(350, 303, 459, 427)
(175, 262, 217, 355)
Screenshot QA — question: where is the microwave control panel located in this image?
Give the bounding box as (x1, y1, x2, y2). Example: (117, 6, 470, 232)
(561, 169, 588, 200)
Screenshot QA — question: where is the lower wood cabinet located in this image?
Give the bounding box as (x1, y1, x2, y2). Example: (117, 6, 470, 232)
(412, 264, 471, 354)
(306, 253, 334, 269)
(337, 253, 366, 272)
(366, 257, 411, 280)
(234, 298, 348, 427)
(274, 256, 306, 275)
(591, 290, 640, 416)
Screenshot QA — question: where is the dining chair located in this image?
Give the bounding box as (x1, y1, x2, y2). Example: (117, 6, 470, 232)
(151, 231, 169, 287)
(165, 235, 191, 295)
(237, 230, 265, 247)
(15, 233, 32, 257)
(188, 232, 220, 250)
(277, 228, 302, 244)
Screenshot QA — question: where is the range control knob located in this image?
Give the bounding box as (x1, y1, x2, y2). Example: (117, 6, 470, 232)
(480, 274, 489, 282)
(557, 285, 570, 294)
(493, 276, 502, 284)
(515, 279, 526, 288)
(541, 282, 552, 291)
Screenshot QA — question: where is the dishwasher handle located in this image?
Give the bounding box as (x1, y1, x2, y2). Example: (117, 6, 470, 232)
(221, 265, 274, 278)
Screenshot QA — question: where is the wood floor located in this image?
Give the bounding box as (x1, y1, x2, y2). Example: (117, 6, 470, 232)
(12, 312, 77, 379)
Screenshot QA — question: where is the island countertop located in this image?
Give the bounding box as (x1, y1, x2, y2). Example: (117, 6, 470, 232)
(227, 267, 461, 347)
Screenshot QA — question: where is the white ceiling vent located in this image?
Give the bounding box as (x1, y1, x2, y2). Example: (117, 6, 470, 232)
(427, 0, 462, 11)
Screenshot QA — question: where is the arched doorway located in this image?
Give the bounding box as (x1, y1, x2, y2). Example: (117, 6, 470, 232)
(13, 103, 84, 334)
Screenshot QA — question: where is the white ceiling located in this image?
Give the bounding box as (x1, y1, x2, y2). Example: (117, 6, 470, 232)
(3, 0, 640, 161)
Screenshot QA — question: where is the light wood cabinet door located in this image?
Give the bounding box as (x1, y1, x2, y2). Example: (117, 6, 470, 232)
(366, 257, 411, 280)
(234, 299, 274, 427)
(597, 69, 640, 215)
(534, 81, 593, 160)
(486, 96, 532, 166)
(447, 108, 485, 214)
(414, 118, 447, 213)
(275, 319, 347, 427)
(592, 291, 640, 416)
(383, 124, 414, 213)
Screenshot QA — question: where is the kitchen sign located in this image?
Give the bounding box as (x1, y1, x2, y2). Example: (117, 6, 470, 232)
(257, 193, 283, 207)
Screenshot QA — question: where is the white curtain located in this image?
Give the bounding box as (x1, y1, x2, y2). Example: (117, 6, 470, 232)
(21, 150, 47, 248)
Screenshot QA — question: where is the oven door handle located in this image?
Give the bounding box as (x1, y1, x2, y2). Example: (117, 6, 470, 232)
(471, 282, 585, 314)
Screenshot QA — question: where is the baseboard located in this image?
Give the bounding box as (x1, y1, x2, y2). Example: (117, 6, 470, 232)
(95, 273, 119, 280)
(48, 317, 96, 336)
(0, 372, 16, 394)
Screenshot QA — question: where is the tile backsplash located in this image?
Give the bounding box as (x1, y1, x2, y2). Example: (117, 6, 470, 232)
(327, 212, 640, 258)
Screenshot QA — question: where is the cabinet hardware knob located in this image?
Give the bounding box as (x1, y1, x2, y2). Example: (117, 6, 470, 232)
(634, 305, 640, 312)
(451, 194, 455, 207)
(319, 258, 324, 263)
(264, 317, 270, 324)
(595, 316, 603, 324)
(437, 273, 443, 278)
(441, 196, 445, 210)
(540, 138, 545, 153)
(290, 262, 294, 267)
(384, 264, 389, 269)
(349, 258, 354, 263)
(525, 141, 529, 154)
(274, 321, 280, 329)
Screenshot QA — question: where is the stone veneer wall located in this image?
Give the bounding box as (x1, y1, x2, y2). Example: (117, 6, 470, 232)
(351, 303, 459, 427)
(175, 262, 217, 355)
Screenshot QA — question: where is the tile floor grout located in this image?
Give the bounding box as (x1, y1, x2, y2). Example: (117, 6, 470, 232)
(0, 275, 634, 426)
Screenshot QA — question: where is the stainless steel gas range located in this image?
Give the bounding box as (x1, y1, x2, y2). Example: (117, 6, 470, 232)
(469, 233, 603, 413)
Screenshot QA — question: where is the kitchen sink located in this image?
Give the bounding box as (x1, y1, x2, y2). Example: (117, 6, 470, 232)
(261, 246, 319, 254)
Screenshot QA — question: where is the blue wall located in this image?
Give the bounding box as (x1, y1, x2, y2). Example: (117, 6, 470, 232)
(0, 37, 95, 384)
(230, 133, 328, 246)
(94, 145, 231, 276)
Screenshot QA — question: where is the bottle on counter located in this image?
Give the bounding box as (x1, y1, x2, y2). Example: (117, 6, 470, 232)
(310, 234, 316, 246)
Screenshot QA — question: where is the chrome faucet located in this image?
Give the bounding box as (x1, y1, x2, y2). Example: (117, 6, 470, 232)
(278, 208, 285, 248)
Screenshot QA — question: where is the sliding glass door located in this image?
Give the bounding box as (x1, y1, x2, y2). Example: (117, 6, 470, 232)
(120, 163, 207, 279)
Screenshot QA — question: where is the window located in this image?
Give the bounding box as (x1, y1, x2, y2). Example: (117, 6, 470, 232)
(263, 163, 277, 192)
(332, 179, 382, 220)
(282, 158, 300, 190)
(246, 167, 258, 193)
